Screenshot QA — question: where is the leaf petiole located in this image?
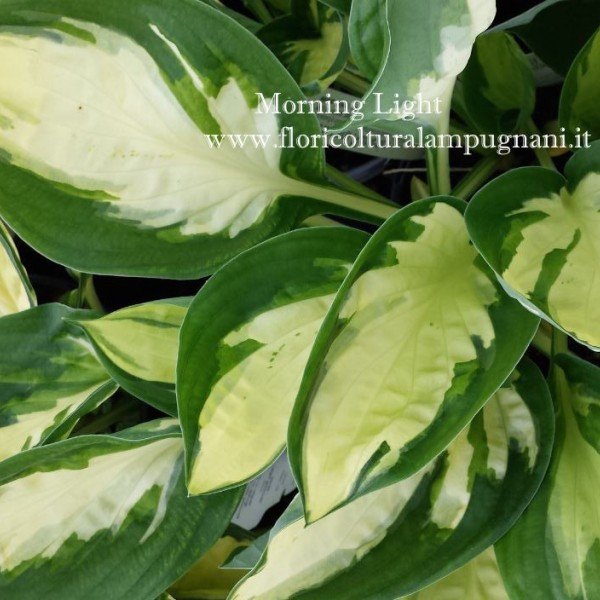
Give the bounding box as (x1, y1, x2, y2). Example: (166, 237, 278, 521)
(244, 0, 272, 24)
(452, 155, 502, 200)
(325, 164, 391, 204)
(334, 70, 371, 96)
(526, 119, 558, 171)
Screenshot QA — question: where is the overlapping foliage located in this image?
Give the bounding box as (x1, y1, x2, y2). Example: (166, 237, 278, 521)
(0, 0, 599, 598)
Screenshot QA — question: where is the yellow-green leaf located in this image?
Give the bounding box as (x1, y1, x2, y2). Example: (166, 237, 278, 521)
(231, 359, 553, 599)
(73, 299, 189, 415)
(290, 198, 539, 521)
(466, 142, 600, 349)
(0, 304, 116, 462)
(178, 228, 368, 495)
(497, 353, 600, 599)
(406, 548, 509, 600)
(0, 222, 34, 317)
(0, 420, 242, 600)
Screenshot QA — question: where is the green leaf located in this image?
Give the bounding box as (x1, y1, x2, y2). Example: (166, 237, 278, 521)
(289, 197, 540, 522)
(493, 0, 600, 76)
(258, 0, 348, 94)
(496, 353, 600, 599)
(0, 0, 394, 279)
(348, 0, 386, 81)
(560, 26, 600, 143)
(230, 359, 554, 599)
(340, 0, 496, 132)
(461, 32, 535, 135)
(0, 304, 117, 462)
(169, 534, 253, 599)
(465, 142, 600, 350)
(200, 0, 262, 33)
(320, 0, 350, 14)
(405, 547, 509, 599)
(222, 532, 269, 570)
(178, 227, 368, 495)
(261, 0, 291, 13)
(0, 222, 35, 317)
(72, 298, 190, 416)
(0, 419, 243, 600)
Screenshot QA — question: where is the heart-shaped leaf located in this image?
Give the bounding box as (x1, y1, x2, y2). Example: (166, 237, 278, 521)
(560, 27, 600, 143)
(496, 353, 600, 599)
(466, 142, 600, 350)
(288, 197, 539, 522)
(0, 304, 117, 462)
(0, 222, 34, 317)
(259, 0, 348, 94)
(72, 298, 190, 416)
(0, 0, 393, 279)
(0, 419, 242, 600)
(178, 227, 368, 495)
(461, 31, 535, 135)
(231, 359, 553, 599)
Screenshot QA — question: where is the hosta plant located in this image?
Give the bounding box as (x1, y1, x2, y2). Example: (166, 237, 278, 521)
(0, 0, 599, 599)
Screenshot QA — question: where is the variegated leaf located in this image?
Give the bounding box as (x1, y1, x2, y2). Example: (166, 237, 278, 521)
(342, 0, 495, 132)
(0, 419, 242, 600)
(259, 0, 348, 94)
(0, 0, 394, 279)
(230, 359, 553, 599)
(0, 221, 34, 317)
(289, 197, 539, 522)
(178, 228, 368, 495)
(560, 26, 600, 142)
(0, 304, 117, 462)
(72, 298, 190, 415)
(405, 547, 509, 599)
(466, 142, 600, 350)
(496, 353, 600, 599)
